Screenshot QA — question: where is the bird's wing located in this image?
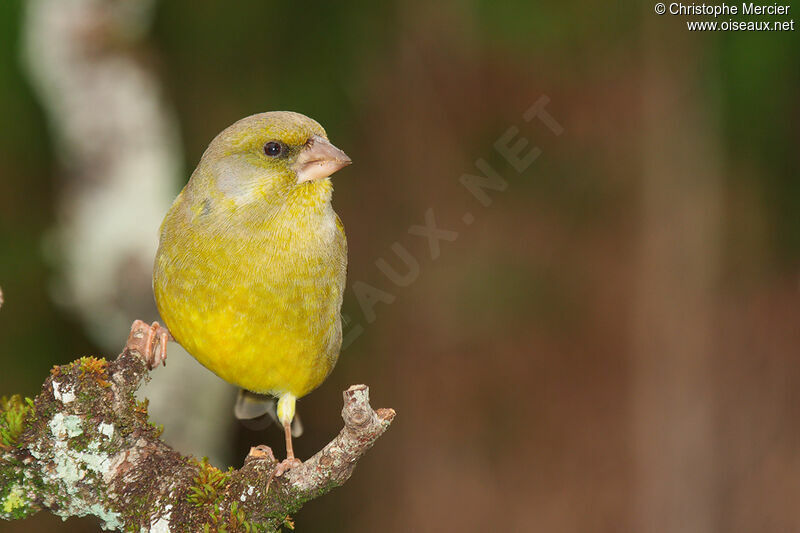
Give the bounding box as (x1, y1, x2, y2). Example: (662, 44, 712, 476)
(335, 213, 347, 257)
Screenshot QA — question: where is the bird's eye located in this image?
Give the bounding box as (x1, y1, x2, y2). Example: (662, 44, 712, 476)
(263, 141, 284, 157)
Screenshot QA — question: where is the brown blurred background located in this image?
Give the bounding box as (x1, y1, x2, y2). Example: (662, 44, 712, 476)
(1, 1, 799, 532)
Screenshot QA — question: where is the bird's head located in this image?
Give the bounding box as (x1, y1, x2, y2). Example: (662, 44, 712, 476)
(194, 111, 351, 209)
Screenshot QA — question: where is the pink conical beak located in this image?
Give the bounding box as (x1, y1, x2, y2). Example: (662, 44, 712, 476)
(293, 135, 351, 183)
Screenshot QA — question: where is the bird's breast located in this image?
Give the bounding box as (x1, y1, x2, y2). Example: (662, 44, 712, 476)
(153, 195, 346, 397)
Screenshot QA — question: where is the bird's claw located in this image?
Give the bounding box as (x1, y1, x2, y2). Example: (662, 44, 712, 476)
(127, 319, 171, 370)
(245, 447, 300, 493)
(246, 445, 276, 461)
(274, 457, 302, 477)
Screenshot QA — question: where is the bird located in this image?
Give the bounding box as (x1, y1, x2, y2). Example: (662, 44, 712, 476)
(130, 111, 350, 473)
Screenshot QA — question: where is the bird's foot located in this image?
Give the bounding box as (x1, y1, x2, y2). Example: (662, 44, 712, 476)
(244, 446, 300, 493)
(274, 457, 302, 477)
(127, 319, 171, 369)
(247, 444, 276, 461)
(245, 446, 301, 475)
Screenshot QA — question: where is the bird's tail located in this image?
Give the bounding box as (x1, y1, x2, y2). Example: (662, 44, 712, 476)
(234, 389, 303, 437)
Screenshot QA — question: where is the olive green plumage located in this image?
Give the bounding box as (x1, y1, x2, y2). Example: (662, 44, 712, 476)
(153, 111, 351, 435)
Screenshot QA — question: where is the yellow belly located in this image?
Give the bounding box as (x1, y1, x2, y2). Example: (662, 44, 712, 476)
(153, 189, 346, 398)
(156, 288, 339, 398)
(156, 271, 340, 397)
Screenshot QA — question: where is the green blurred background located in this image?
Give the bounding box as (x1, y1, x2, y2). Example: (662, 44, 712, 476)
(1, 1, 798, 532)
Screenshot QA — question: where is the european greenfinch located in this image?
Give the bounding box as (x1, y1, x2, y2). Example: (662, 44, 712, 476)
(139, 111, 350, 469)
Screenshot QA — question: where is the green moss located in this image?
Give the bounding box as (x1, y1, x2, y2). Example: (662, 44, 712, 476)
(205, 499, 271, 532)
(75, 356, 111, 388)
(186, 457, 231, 507)
(149, 422, 165, 438)
(0, 395, 34, 449)
(280, 514, 295, 530)
(185, 458, 279, 531)
(0, 461, 36, 521)
(1, 484, 28, 519)
(116, 491, 150, 532)
(67, 432, 92, 452)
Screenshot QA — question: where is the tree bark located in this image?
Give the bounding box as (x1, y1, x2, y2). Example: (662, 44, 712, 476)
(0, 335, 394, 532)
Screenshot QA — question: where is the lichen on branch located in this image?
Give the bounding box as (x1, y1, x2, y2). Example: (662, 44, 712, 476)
(0, 333, 395, 532)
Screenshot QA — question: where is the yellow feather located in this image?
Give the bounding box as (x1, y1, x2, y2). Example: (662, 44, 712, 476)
(153, 112, 347, 403)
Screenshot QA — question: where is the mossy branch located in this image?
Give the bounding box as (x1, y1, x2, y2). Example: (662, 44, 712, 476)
(0, 328, 395, 531)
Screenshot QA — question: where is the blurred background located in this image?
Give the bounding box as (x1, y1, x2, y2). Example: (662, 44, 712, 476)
(1, 1, 798, 532)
